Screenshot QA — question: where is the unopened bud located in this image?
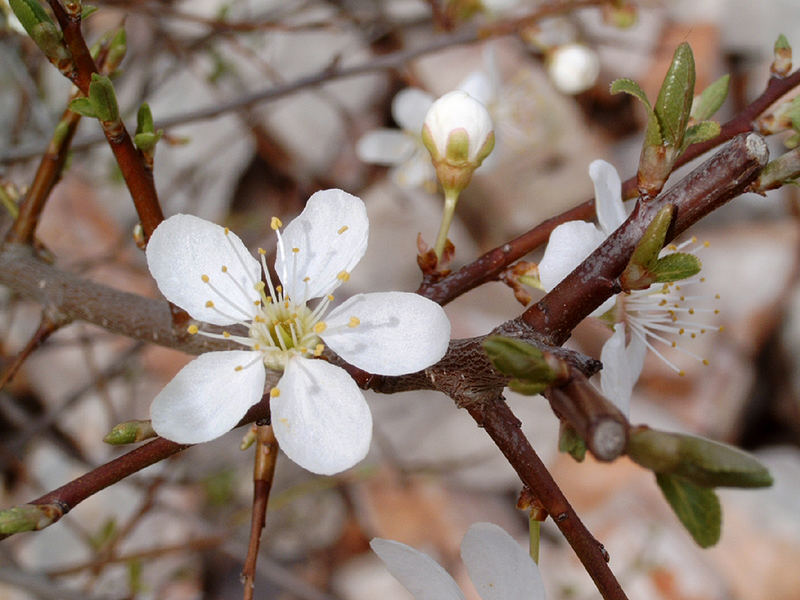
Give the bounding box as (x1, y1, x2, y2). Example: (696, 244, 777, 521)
(547, 43, 600, 95)
(422, 90, 494, 195)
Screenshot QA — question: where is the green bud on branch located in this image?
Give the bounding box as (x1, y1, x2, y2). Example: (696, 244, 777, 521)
(104, 419, 157, 444)
(690, 74, 730, 122)
(88, 73, 120, 123)
(0, 503, 64, 534)
(483, 336, 567, 394)
(772, 34, 792, 78)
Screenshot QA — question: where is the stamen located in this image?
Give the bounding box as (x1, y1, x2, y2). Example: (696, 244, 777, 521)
(337, 271, 350, 282)
(348, 316, 360, 328)
(337, 225, 349, 234)
(187, 325, 199, 335)
(314, 322, 327, 334)
(270, 388, 280, 398)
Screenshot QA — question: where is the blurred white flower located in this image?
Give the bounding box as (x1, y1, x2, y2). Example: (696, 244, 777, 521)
(145, 189, 451, 474)
(371, 522, 545, 600)
(539, 160, 715, 414)
(546, 43, 600, 95)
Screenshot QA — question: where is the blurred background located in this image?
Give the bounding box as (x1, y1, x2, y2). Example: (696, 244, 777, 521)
(1, 0, 799, 598)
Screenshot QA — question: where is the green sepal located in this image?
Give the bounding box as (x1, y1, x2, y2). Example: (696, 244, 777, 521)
(8, 0, 55, 36)
(483, 336, 557, 386)
(445, 128, 471, 165)
(88, 72, 119, 122)
(0, 503, 60, 534)
(651, 252, 701, 283)
(68, 96, 97, 118)
(103, 419, 156, 444)
(620, 204, 674, 289)
(653, 42, 696, 149)
(628, 427, 774, 488)
(656, 472, 721, 548)
(559, 423, 587, 462)
(682, 120, 721, 152)
(690, 74, 730, 122)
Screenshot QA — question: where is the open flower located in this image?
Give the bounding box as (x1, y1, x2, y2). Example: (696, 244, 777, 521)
(371, 522, 545, 600)
(145, 189, 451, 474)
(538, 160, 715, 415)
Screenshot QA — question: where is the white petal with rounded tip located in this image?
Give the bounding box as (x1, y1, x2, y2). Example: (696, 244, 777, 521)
(538, 220, 605, 291)
(590, 159, 626, 235)
(150, 351, 266, 444)
(370, 538, 465, 600)
(323, 292, 450, 375)
(146, 214, 261, 326)
(461, 522, 545, 600)
(392, 88, 435, 132)
(356, 130, 416, 166)
(270, 357, 371, 475)
(277, 189, 369, 301)
(600, 324, 646, 416)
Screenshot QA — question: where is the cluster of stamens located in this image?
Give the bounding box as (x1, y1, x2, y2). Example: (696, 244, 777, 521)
(187, 218, 360, 373)
(621, 237, 721, 376)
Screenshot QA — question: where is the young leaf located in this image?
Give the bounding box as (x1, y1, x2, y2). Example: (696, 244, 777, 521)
(682, 121, 721, 151)
(559, 423, 587, 462)
(609, 78, 652, 111)
(772, 34, 792, 77)
(690, 74, 730, 122)
(88, 73, 119, 122)
(653, 42, 696, 149)
(68, 97, 97, 118)
(483, 336, 557, 385)
(8, 0, 55, 36)
(656, 473, 721, 548)
(620, 204, 674, 290)
(651, 252, 702, 283)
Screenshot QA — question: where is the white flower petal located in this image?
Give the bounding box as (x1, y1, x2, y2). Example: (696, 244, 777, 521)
(150, 351, 266, 444)
(600, 324, 646, 416)
(146, 214, 261, 326)
(277, 189, 369, 301)
(461, 522, 545, 600)
(589, 159, 626, 235)
(323, 292, 450, 375)
(538, 220, 605, 291)
(423, 90, 494, 163)
(270, 357, 372, 475)
(391, 150, 436, 188)
(392, 88, 435, 133)
(458, 70, 495, 107)
(370, 538, 466, 600)
(356, 130, 417, 166)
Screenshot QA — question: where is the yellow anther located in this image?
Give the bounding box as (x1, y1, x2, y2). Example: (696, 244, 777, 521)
(205, 300, 215, 308)
(679, 328, 685, 335)
(667, 244, 678, 251)
(688, 308, 695, 315)
(314, 322, 327, 334)
(235, 365, 243, 371)
(299, 346, 307, 354)
(253, 344, 261, 350)
(224, 227, 230, 235)
(270, 216, 282, 230)
(270, 388, 280, 398)
(254, 315, 265, 323)
(258, 247, 267, 255)
(679, 370, 686, 377)
(303, 276, 310, 282)
(221, 265, 228, 273)
(327, 294, 334, 301)
(715, 293, 720, 299)
(276, 285, 282, 294)
(187, 325, 199, 335)
(255, 281, 265, 290)
(691, 236, 698, 243)
(671, 341, 677, 348)
(337, 270, 350, 282)
(201, 274, 210, 283)
(701, 329, 706, 334)
(314, 343, 324, 356)
(714, 309, 720, 314)
(292, 247, 299, 254)
(223, 331, 231, 338)
(702, 359, 709, 366)
(337, 225, 349, 234)
(718, 325, 725, 332)
(701, 277, 706, 282)
(704, 241, 710, 248)
(691, 333, 696, 338)
(348, 316, 360, 328)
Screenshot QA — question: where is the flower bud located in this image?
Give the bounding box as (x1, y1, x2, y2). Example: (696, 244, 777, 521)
(422, 90, 495, 194)
(546, 43, 600, 95)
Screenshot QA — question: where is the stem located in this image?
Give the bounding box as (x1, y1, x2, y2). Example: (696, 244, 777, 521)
(434, 189, 459, 260)
(529, 516, 540, 564)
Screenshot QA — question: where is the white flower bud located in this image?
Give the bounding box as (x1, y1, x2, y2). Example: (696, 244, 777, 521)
(547, 43, 600, 95)
(421, 90, 495, 194)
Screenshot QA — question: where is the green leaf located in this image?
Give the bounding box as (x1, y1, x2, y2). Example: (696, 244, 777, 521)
(8, 0, 54, 35)
(133, 131, 163, 153)
(682, 120, 721, 151)
(88, 73, 119, 122)
(82, 4, 98, 19)
(483, 336, 557, 385)
(609, 78, 652, 111)
(653, 42, 696, 149)
(656, 473, 721, 548)
(136, 103, 155, 135)
(690, 74, 730, 122)
(620, 205, 674, 290)
(559, 423, 586, 462)
(775, 33, 791, 51)
(651, 252, 702, 283)
(68, 97, 97, 118)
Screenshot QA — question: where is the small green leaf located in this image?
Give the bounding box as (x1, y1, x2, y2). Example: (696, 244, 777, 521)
(8, 0, 55, 35)
(775, 33, 791, 51)
(68, 97, 97, 118)
(105, 26, 127, 71)
(620, 205, 674, 290)
(88, 73, 119, 122)
(483, 336, 557, 385)
(508, 379, 549, 396)
(656, 473, 721, 548)
(651, 252, 702, 283)
(133, 131, 163, 153)
(136, 103, 155, 135)
(690, 74, 730, 122)
(81, 4, 98, 19)
(682, 121, 721, 151)
(609, 77, 652, 111)
(653, 42, 696, 149)
(559, 423, 586, 462)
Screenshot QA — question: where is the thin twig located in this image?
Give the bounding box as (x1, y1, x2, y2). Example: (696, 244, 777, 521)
(0, 313, 66, 392)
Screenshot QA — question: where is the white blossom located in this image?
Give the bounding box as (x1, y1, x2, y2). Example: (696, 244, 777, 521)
(422, 90, 494, 167)
(371, 522, 545, 600)
(145, 189, 451, 474)
(546, 43, 600, 95)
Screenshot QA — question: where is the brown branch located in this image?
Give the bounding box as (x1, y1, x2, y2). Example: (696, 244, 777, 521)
(417, 68, 800, 306)
(242, 425, 279, 600)
(0, 313, 66, 392)
(44, 0, 164, 239)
